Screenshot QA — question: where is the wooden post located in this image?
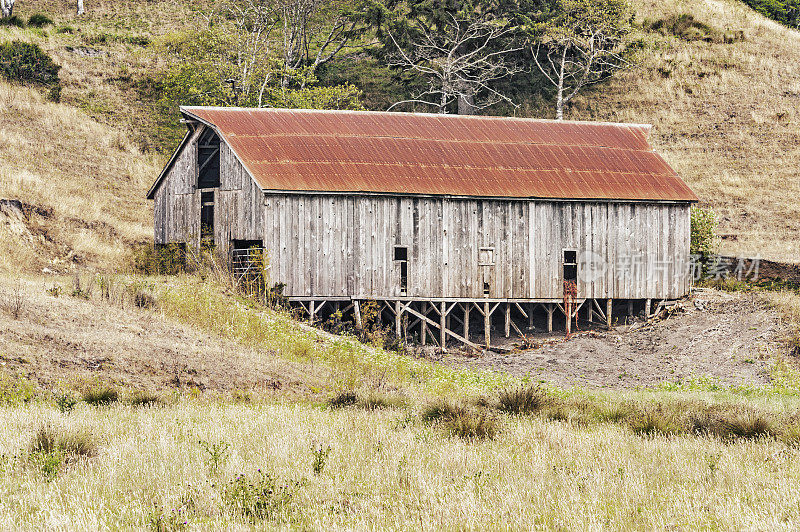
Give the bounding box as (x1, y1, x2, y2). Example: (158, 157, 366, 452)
(566, 300, 572, 336)
(484, 301, 491, 348)
(606, 299, 613, 329)
(504, 303, 511, 338)
(586, 300, 592, 323)
(395, 301, 402, 337)
(528, 303, 534, 330)
(440, 302, 446, 350)
(421, 302, 427, 346)
(627, 300, 634, 317)
(547, 304, 553, 333)
(645, 298, 652, 319)
(464, 303, 470, 341)
(310, 300, 316, 324)
(354, 300, 362, 330)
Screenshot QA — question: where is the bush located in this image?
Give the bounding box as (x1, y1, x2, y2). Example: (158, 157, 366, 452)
(130, 243, 186, 275)
(626, 404, 687, 436)
(127, 390, 166, 407)
(27, 14, 54, 28)
(0, 40, 61, 86)
(690, 206, 719, 258)
(328, 390, 358, 408)
(420, 399, 468, 424)
(497, 385, 549, 415)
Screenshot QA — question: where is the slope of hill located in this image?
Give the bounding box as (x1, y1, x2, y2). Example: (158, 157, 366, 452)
(0, 0, 799, 273)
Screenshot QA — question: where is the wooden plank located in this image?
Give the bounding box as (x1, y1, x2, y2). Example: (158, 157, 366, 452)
(402, 305, 481, 350)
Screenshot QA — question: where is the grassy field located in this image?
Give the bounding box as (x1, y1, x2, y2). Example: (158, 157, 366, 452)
(4, 399, 800, 530)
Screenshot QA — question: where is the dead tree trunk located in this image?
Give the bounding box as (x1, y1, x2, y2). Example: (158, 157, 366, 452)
(1, 0, 16, 18)
(77, 0, 85, 16)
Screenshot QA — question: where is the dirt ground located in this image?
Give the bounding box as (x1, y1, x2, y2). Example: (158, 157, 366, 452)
(0, 278, 328, 396)
(444, 289, 793, 389)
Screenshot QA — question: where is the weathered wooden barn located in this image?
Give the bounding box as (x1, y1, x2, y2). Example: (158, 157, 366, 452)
(147, 106, 698, 347)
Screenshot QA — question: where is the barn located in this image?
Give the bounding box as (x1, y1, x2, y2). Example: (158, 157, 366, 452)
(147, 106, 698, 347)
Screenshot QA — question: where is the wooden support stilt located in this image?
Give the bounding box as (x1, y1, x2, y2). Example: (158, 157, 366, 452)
(354, 300, 362, 330)
(645, 298, 652, 319)
(606, 299, 613, 329)
(464, 304, 470, 341)
(395, 301, 402, 337)
(547, 304, 554, 333)
(421, 302, 427, 346)
(440, 302, 446, 350)
(528, 303, 535, 330)
(484, 301, 491, 348)
(566, 300, 572, 336)
(310, 300, 316, 324)
(628, 299, 634, 317)
(504, 303, 511, 338)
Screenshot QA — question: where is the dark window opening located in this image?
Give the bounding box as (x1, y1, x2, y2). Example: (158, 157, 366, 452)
(201, 191, 214, 247)
(198, 128, 221, 189)
(394, 246, 408, 295)
(563, 250, 578, 282)
(484, 282, 490, 296)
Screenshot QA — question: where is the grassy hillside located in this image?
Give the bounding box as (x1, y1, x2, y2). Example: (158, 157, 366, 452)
(1, 0, 799, 270)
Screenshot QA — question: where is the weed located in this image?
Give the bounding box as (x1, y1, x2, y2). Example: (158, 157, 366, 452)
(0, 16, 25, 28)
(443, 409, 500, 441)
(147, 504, 189, 531)
(46, 285, 62, 298)
(27, 14, 53, 28)
(222, 470, 296, 522)
(420, 399, 468, 424)
(128, 390, 166, 407)
(690, 405, 775, 441)
(497, 384, 549, 415)
(0, 372, 36, 404)
(627, 404, 687, 437)
(198, 440, 230, 474)
(54, 393, 79, 414)
(1, 280, 25, 319)
(360, 391, 407, 410)
(328, 390, 358, 408)
(29, 424, 97, 479)
(82, 383, 119, 406)
(311, 444, 331, 475)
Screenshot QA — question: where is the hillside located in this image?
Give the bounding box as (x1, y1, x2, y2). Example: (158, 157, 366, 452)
(0, 0, 799, 273)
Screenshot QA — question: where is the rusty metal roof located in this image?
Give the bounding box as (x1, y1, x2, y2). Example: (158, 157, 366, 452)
(171, 106, 697, 202)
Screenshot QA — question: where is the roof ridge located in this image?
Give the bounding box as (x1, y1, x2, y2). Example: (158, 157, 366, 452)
(179, 106, 653, 130)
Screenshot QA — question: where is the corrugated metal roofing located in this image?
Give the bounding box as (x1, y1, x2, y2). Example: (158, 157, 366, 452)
(175, 106, 697, 202)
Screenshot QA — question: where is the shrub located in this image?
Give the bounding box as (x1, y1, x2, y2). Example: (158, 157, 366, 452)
(82, 383, 119, 406)
(54, 392, 79, 414)
(0, 41, 61, 86)
(222, 470, 296, 522)
(497, 384, 549, 415)
(359, 391, 407, 410)
(130, 243, 186, 275)
(27, 14, 54, 28)
(690, 206, 719, 258)
(0, 16, 25, 28)
(311, 444, 331, 475)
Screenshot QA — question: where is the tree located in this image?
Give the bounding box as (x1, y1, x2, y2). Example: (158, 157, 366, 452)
(527, 0, 631, 120)
(382, 1, 521, 114)
(278, 0, 377, 87)
(0, 0, 16, 18)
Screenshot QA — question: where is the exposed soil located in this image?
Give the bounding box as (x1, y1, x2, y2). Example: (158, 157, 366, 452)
(0, 278, 329, 397)
(444, 289, 792, 389)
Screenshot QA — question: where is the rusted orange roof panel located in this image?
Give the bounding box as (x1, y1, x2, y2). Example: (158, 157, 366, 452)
(179, 107, 698, 202)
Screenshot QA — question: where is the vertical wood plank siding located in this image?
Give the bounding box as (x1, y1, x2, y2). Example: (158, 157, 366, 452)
(152, 132, 691, 300)
(260, 194, 690, 300)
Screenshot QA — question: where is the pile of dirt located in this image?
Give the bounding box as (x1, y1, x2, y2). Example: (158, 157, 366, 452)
(447, 290, 792, 388)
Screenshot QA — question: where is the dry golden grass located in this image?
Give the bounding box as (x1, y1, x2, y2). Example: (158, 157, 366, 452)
(563, 0, 800, 261)
(0, 81, 161, 272)
(3, 401, 800, 530)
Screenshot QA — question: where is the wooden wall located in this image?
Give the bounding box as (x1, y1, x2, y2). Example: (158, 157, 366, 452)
(153, 126, 263, 256)
(263, 194, 690, 300)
